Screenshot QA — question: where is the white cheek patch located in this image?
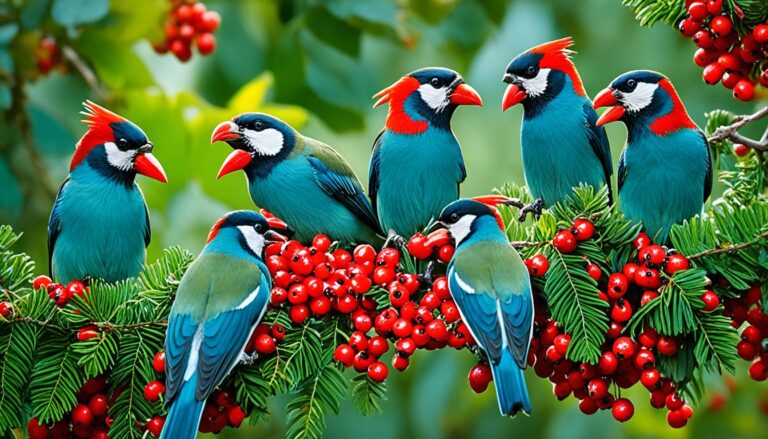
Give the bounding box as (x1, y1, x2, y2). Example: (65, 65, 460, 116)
(237, 225, 265, 256)
(417, 84, 449, 112)
(621, 82, 658, 113)
(449, 214, 476, 245)
(521, 68, 551, 98)
(242, 128, 284, 156)
(104, 142, 135, 171)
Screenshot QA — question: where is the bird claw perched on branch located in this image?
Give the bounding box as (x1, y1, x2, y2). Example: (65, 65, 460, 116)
(239, 352, 258, 365)
(383, 231, 407, 249)
(512, 198, 545, 222)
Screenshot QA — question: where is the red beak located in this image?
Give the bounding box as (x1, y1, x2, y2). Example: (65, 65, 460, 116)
(265, 230, 288, 244)
(211, 121, 241, 143)
(134, 152, 167, 183)
(217, 149, 252, 179)
(424, 228, 452, 248)
(450, 83, 483, 106)
(593, 88, 625, 126)
(502, 84, 527, 111)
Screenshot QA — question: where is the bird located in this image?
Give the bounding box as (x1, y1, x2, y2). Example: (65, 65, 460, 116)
(593, 70, 712, 243)
(162, 210, 286, 439)
(47, 101, 167, 284)
(425, 198, 533, 416)
(502, 37, 613, 216)
(369, 67, 482, 240)
(211, 113, 382, 245)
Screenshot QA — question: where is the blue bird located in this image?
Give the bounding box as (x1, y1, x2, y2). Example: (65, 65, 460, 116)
(593, 70, 712, 243)
(426, 198, 533, 416)
(370, 67, 482, 239)
(211, 113, 382, 245)
(502, 37, 613, 214)
(48, 101, 167, 284)
(162, 211, 286, 439)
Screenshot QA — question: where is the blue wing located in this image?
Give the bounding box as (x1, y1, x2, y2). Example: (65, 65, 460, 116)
(448, 264, 532, 368)
(143, 203, 151, 247)
(195, 275, 271, 399)
(308, 156, 381, 234)
(165, 312, 200, 402)
(47, 178, 69, 277)
(699, 131, 713, 202)
(617, 149, 627, 193)
(368, 130, 383, 216)
(583, 102, 614, 203)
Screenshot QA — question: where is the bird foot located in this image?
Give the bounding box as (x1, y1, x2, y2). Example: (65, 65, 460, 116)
(418, 261, 436, 286)
(239, 352, 258, 365)
(383, 231, 407, 249)
(516, 198, 545, 222)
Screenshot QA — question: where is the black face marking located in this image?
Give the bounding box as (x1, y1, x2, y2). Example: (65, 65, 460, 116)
(438, 199, 494, 225)
(109, 121, 148, 151)
(521, 70, 565, 119)
(85, 146, 135, 188)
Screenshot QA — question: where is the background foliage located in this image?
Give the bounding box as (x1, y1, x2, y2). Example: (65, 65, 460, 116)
(1, 0, 766, 438)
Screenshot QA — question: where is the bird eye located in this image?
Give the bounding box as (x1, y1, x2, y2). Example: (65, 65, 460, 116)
(450, 213, 459, 222)
(526, 66, 536, 76)
(254, 223, 264, 233)
(430, 77, 441, 88)
(626, 79, 637, 91)
(253, 120, 265, 131)
(118, 138, 128, 148)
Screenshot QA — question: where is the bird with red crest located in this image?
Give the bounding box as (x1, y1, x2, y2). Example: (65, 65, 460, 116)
(47, 101, 167, 284)
(369, 67, 483, 241)
(502, 37, 613, 218)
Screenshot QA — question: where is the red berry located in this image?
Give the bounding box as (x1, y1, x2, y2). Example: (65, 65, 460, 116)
(352, 351, 374, 372)
(67, 280, 86, 298)
(77, 325, 99, 341)
(0, 302, 13, 319)
(170, 39, 192, 62)
(748, 359, 768, 381)
(571, 218, 595, 241)
(693, 30, 714, 48)
(693, 48, 716, 67)
(587, 378, 609, 399)
(579, 397, 598, 415)
(368, 336, 390, 358)
(638, 325, 658, 348)
(710, 15, 733, 36)
(641, 368, 661, 389)
(367, 361, 389, 382)
(396, 338, 417, 356)
(553, 230, 577, 253)
(407, 234, 432, 259)
(610, 299, 633, 323)
(153, 351, 166, 374)
(468, 363, 492, 393)
(656, 336, 679, 356)
(527, 254, 549, 277)
(612, 398, 634, 422)
(200, 11, 221, 33)
(598, 351, 619, 375)
(392, 353, 409, 371)
(638, 245, 666, 266)
(667, 409, 688, 428)
(348, 331, 369, 352)
(146, 416, 165, 437)
(706, 0, 722, 14)
(353, 244, 376, 263)
(702, 62, 724, 84)
(440, 300, 461, 323)
(334, 344, 354, 367)
(754, 24, 768, 43)
(664, 253, 689, 274)
(737, 340, 758, 360)
(622, 262, 640, 280)
(733, 144, 750, 157)
(143, 380, 165, 402)
(612, 337, 636, 360)
(640, 290, 659, 306)
(687, 2, 708, 20)
(741, 325, 762, 344)
(254, 334, 276, 355)
(634, 267, 662, 289)
(437, 244, 455, 263)
(426, 319, 448, 341)
(27, 418, 48, 439)
(373, 266, 396, 286)
(632, 232, 651, 249)
(289, 304, 309, 324)
(679, 18, 702, 37)
(733, 80, 755, 101)
(392, 318, 413, 338)
(32, 275, 53, 291)
(701, 290, 719, 311)
(72, 403, 94, 426)
(717, 53, 742, 72)
(88, 394, 109, 416)
(228, 405, 247, 427)
(553, 333, 571, 357)
(586, 263, 601, 281)
(607, 273, 629, 299)
(666, 392, 684, 410)
(634, 349, 656, 370)
(376, 247, 400, 268)
(310, 296, 333, 316)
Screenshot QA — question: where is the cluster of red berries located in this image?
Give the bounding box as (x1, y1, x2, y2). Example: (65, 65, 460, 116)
(521, 228, 700, 426)
(245, 322, 286, 356)
(27, 376, 112, 439)
(153, 0, 220, 62)
(36, 37, 62, 75)
(32, 275, 88, 308)
(678, 0, 768, 101)
(724, 284, 768, 381)
(407, 232, 455, 262)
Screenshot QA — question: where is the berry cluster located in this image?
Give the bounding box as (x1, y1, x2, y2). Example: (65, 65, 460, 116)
(153, 0, 220, 62)
(520, 223, 698, 426)
(724, 284, 768, 381)
(32, 275, 87, 308)
(36, 37, 62, 75)
(678, 0, 767, 101)
(27, 376, 112, 439)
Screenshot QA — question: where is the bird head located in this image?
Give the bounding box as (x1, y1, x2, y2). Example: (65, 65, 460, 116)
(211, 113, 296, 178)
(593, 70, 696, 134)
(373, 67, 482, 134)
(426, 198, 500, 248)
(71, 101, 167, 183)
(206, 210, 288, 258)
(502, 37, 586, 112)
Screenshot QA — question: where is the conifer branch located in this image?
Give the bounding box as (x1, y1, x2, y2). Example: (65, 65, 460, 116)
(708, 106, 768, 152)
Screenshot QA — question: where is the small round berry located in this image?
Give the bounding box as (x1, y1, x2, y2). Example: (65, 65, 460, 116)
(228, 405, 247, 427)
(664, 253, 689, 274)
(656, 336, 679, 356)
(88, 393, 109, 417)
(367, 361, 389, 382)
(334, 344, 354, 367)
(27, 418, 48, 439)
(612, 398, 634, 422)
(32, 275, 53, 291)
(468, 363, 492, 393)
(571, 218, 595, 241)
(143, 380, 165, 402)
(733, 144, 750, 157)
(709, 15, 733, 36)
(607, 273, 629, 299)
(586, 263, 601, 281)
(153, 351, 166, 374)
(553, 230, 578, 253)
(146, 416, 165, 437)
(733, 80, 755, 102)
(526, 254, 549, 277)
(701, 290, 719, 311)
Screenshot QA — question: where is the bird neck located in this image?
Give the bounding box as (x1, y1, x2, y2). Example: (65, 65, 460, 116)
(71, 145, 136, 189)
(385, 91, 455, 135)
(647, 79, 697, 136)
(204, 228, 264, 263)
(522, 70, 566, 120)
(625, 81, 697, 142)
(456, 215, 506, 248)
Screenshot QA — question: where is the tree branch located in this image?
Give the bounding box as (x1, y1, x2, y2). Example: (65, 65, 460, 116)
(61, 46, 108, 100)
(688, 232, 768, 260)
(708, 106, 768, 152)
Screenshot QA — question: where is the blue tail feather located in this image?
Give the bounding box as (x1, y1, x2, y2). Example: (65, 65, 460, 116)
(491, 350, 531, 417)
(161, 376, 205, 439)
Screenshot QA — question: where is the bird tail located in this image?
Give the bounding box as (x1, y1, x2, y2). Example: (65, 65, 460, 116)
(490, 350, 531, 417)
(160, 378, 205, 439)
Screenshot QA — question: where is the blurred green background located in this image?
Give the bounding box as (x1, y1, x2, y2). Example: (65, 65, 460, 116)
(1, 0, 766, 437)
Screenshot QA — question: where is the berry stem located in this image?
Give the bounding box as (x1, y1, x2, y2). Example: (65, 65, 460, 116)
(688, 232, 768, 260)
(708, 106, 768, 152)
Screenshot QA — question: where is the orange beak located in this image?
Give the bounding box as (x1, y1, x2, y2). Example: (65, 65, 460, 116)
(217, 149, 252, 179)
(593, 88, 625, 126)
(424, 228, 452, 248)
(211, 121, 241, 143)
(134, 152, 167, 183)
(450, 83, 483, 106)
(502, 84, 527, 111)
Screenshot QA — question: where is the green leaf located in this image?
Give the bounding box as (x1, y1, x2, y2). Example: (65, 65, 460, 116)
(351, 374, 387, 416)
(29, 332, 85, 423)
(0, 323, 41, 431)
(51, 0, 109, 26)
(305, 6, 361, 57)
(285, 364, 346, 439)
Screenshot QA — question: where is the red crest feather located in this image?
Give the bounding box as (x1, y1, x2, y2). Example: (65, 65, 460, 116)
(650, 79, 697, 136)
(373, 76, 428, 135)
(529, 37, 586, 96)
(70, 101, 127, 171)
(207, 215, 229, 243)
